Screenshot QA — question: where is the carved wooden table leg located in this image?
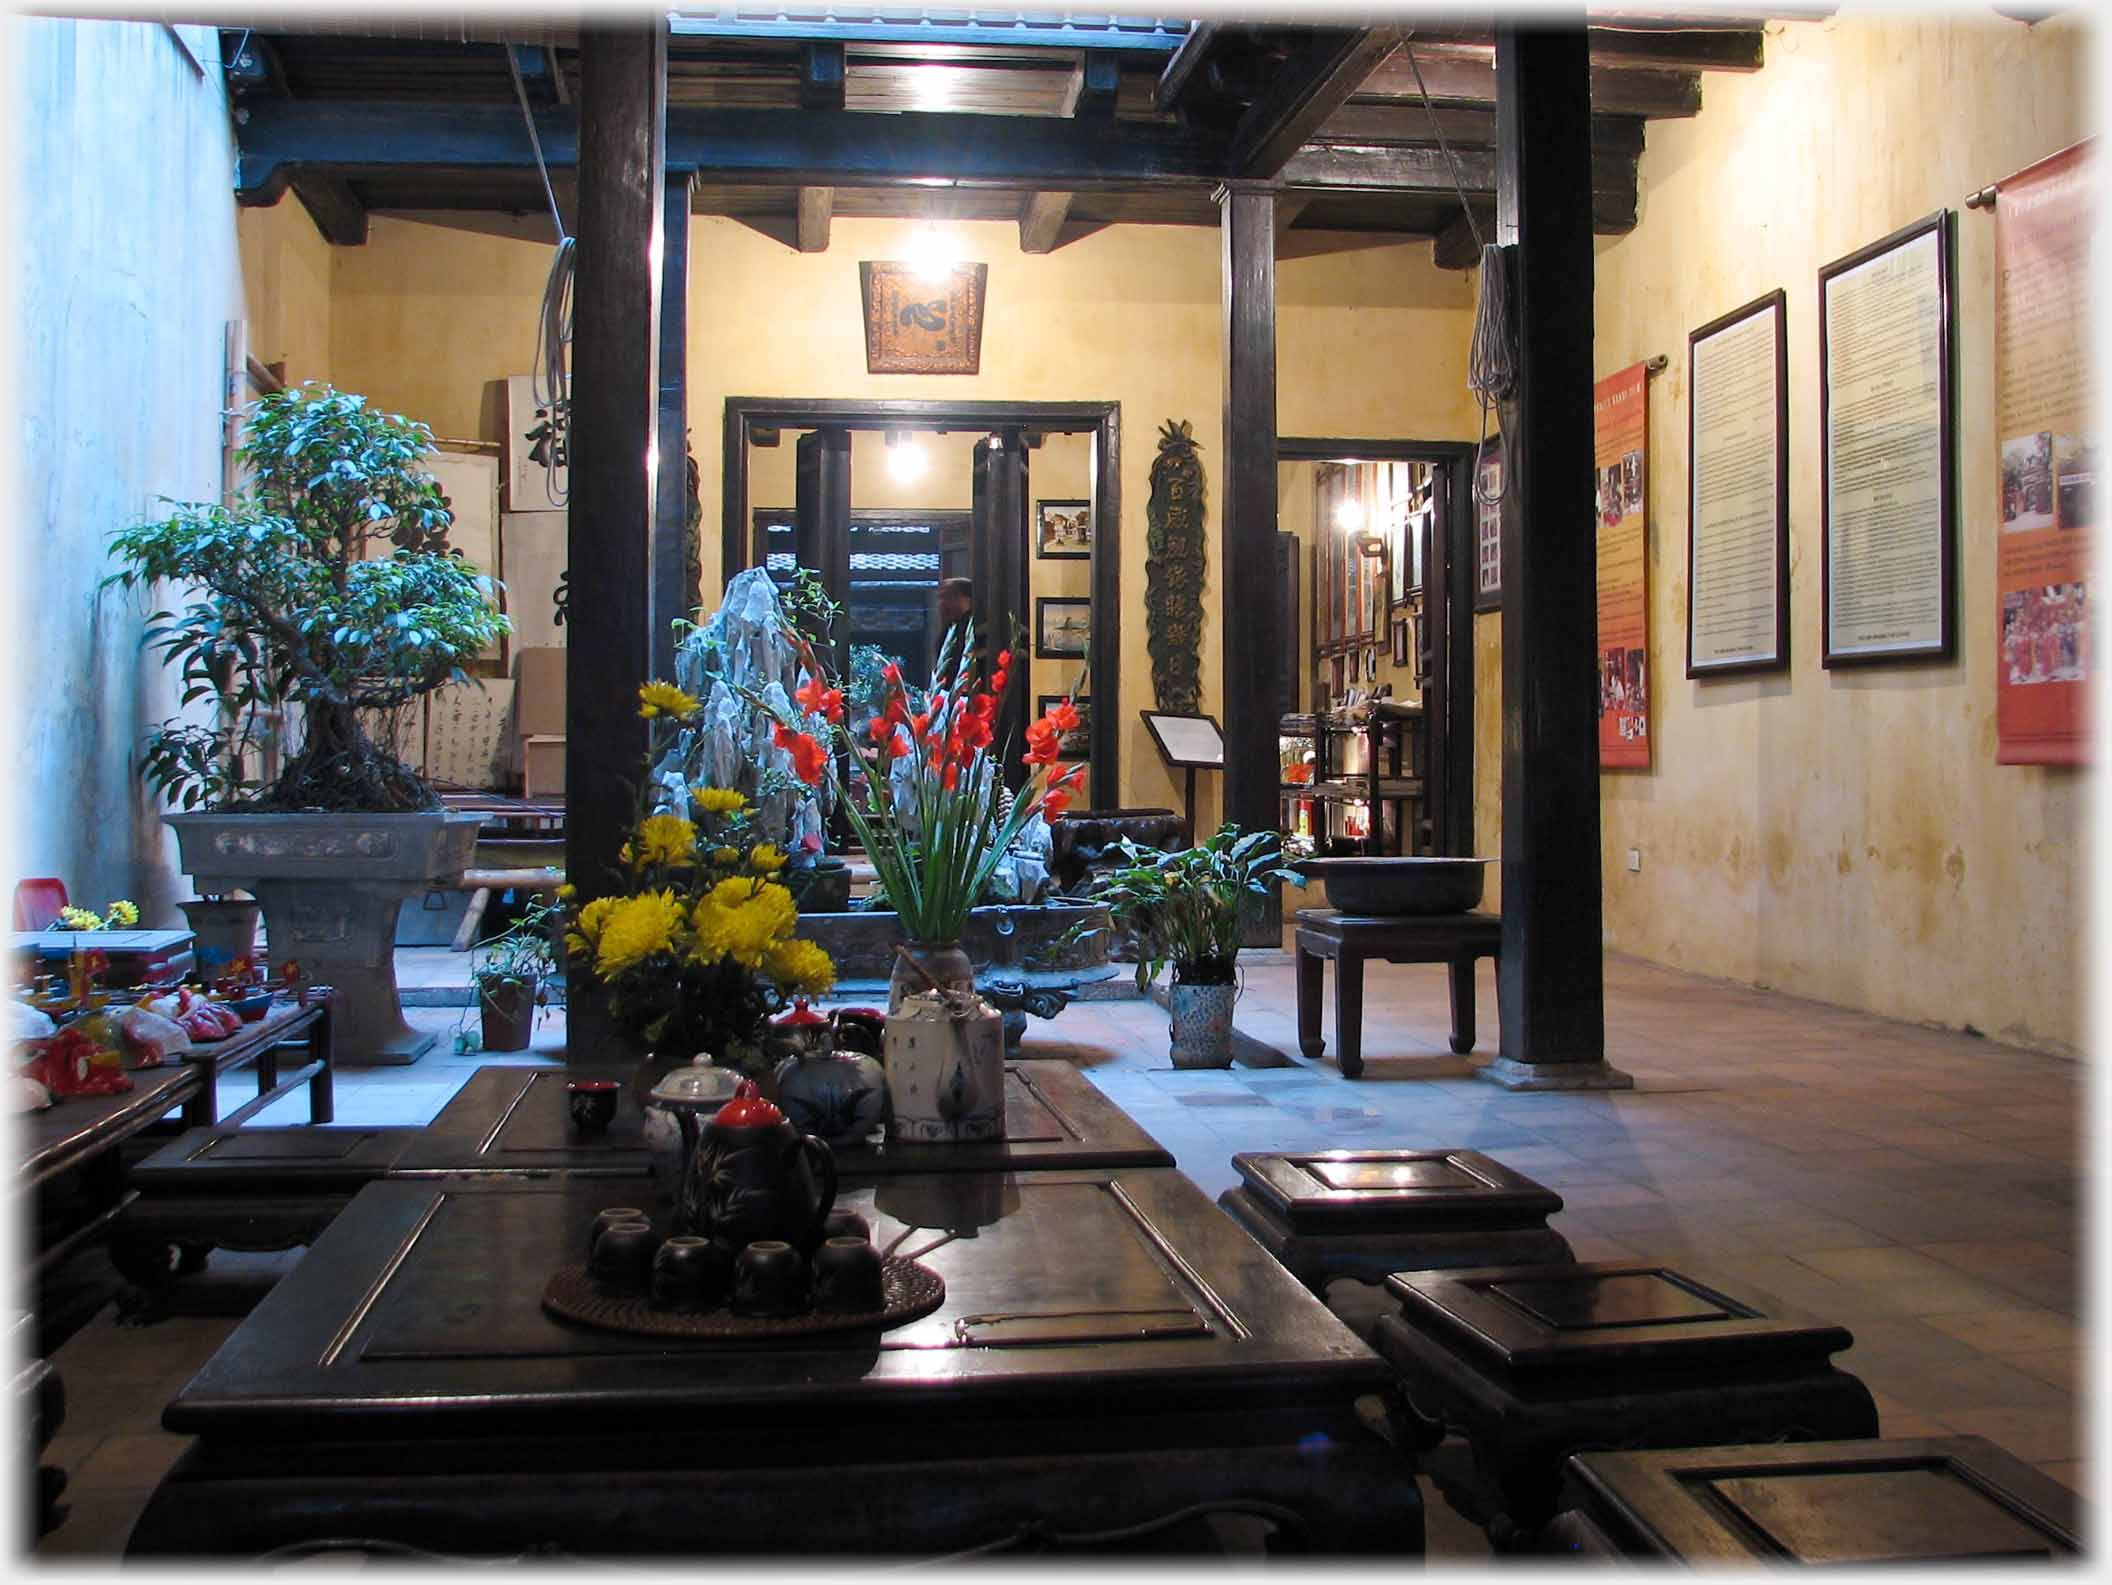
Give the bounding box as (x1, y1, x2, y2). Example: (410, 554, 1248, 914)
(1334, 951, 1365, 1078)
(1447, 956, 1478, 1055)
(1295, 936, 1326, 1059)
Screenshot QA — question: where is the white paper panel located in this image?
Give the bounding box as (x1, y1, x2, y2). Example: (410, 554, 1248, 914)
(504, 374, 569, 512)
(424, 678, 515, 790)
(501, 509, 569, 650)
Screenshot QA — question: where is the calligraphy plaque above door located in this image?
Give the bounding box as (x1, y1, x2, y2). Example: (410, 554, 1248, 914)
(859, 262, 988, 374)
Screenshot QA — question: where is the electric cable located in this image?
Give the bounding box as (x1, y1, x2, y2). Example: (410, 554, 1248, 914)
(507, 42, 574, 506)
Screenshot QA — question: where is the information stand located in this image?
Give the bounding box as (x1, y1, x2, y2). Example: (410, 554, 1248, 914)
(1140, 711, 1224, 845)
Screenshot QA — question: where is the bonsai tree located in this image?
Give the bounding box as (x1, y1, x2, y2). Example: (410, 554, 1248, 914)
(1080, 825, 1296, 990)
(105, 384, 510, 812)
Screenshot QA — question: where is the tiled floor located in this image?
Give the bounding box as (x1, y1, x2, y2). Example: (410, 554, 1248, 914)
(34, 950, 2089, 1558)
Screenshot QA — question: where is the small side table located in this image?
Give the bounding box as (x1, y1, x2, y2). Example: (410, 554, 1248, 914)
(1372, 1261, 1878, 1548)
(1293, 909, 1499, 1077)
(1218, 1149, 1572, 1294)
(1554, 1437, 2084, 1563)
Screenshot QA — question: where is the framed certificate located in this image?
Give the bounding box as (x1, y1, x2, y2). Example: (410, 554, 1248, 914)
(1819, 210, 1957, 667)
(1687, 290, 1789, 676)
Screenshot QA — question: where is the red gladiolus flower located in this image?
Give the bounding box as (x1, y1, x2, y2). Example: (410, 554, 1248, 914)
(911, 712, 932, 742)
(893, 727, 914, 757)
(796, 676, 845, 724)
(1051, 761, 1087, 790)
(1041, 788, 1073, 820)
(866, 715, 892, 744)
(1048, 699, 1081, 733)
(942, 762, 961, 791)
(774, 722, 828, 786)
(990, 671, 1008, 698)
(883, 662, 902, 685)
(997, 649, 1012, 671)
(1024, 734, 1061, 767)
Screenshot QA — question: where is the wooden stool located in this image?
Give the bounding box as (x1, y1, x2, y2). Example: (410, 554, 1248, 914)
(112, 1126, 413, 1322)
(1293, 909, 1499, 1077)
(1371, 1261, 1877, 1548)
(1550, 1437, 2084, 1563)
(1218, 1149, 1572, 1294)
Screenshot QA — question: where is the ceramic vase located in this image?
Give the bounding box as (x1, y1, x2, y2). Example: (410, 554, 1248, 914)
(883, 990, 1006, 1142)
(886, 939, 975, 1014)
(1168, 981, 1237, 1069)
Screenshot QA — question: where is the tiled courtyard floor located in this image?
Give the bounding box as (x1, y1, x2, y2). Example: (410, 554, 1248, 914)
(34, 949, 2089, 1558)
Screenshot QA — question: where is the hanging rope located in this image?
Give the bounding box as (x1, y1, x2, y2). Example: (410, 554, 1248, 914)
(1402, 39, 1516, 505)
(508, 43, 574, 506)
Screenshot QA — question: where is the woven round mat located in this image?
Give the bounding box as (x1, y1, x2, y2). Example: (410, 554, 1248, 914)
(542, 1254, 944, 1340)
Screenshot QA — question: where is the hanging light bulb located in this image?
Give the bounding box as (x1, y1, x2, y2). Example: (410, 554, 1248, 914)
(1333, 498, 1367, 533)
(904, 221, 955, 285)
(888, 437, 928, 483)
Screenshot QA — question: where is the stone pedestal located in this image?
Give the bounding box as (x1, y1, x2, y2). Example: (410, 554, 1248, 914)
(166, 811, 484, 1065)
(1219, 1149, 1572, 1294)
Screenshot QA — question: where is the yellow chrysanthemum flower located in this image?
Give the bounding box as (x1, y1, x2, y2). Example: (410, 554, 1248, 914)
(713, 846, 742, 868)
(634, 813, 697, 868)
(764, 937, 836, 997)
(594, 890, 687, 977)
(58, 906, 103, 931)
(556, 883, 577, 902)
(690, 878, 797, 969)
(105, 899, 140, 927)
(564, 893, 615, 961)
(691, 786, 748, 817)
(637, 681, 701, 721)
(749, 843, 788, 874)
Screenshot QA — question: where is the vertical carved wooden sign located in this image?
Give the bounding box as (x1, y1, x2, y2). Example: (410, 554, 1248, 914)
(1146, 419, 1206, 713)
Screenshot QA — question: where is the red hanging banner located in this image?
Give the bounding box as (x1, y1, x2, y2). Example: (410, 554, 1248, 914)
(1594, 361, 1651, 768)
(1995, 140, 2096, 765)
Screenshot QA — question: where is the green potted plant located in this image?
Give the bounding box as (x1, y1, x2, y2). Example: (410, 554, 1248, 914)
(1079, 825, 1296, 1068)
(469, 895, 561, 1053)
(104, 384, 510, 1063)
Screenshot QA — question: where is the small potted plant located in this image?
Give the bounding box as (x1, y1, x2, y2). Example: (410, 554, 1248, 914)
(1078, 825, 1296, 1069)
(469, 895, 561, 1053)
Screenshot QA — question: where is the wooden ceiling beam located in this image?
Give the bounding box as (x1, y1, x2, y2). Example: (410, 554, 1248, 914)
(1061, 49, 1121, 120)
(1226, 26, 1405, 178)
(288, 171, 368, 245)
(1154, 21, 1221, 114)
(1432, 204, 1493, 270)
(1362, 49, 1703, 118)
(799, 41, 846, 111)
(1283, 144, 1637, 234)
(1390, 22, 1764, 72)
(1319, 101, 1647, 156)
(797, 185, 832, 252)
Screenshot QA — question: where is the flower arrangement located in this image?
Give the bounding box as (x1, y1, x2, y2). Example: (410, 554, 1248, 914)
(563, 684, 837, 1076)
(55, 900, 141, 932)
(757, 621, 1086, 945)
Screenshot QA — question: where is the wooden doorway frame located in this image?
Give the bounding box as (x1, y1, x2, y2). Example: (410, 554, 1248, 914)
(1278, 436, 1476, 857)
(723, 396, 1122, 799)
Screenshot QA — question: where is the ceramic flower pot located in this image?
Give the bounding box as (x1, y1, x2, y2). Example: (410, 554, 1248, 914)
(1168, 981, 1237, 1069)
(887, 939, 975, 1014)
(477, 976, 538, 1053)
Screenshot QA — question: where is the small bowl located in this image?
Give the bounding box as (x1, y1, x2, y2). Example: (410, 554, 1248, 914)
(231, 992, 273, 1022)
(589, 1220, 658, 1292)
(819, 1208, 871, 1246)
(587, 1206, 651, 1261)
(567, 1080, 620, 1131)
(731, 1240, 808, 1318)
(809, 1236, 885, 1314)
(651, 1236, 733, 1311)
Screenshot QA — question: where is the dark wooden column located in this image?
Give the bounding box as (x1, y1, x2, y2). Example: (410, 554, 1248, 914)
(652, 169, 693, 679)
(566, 21, 665, 1060)
(971, 430, 1030, 789)
(1216, 181, 1281, 842)
(793, 428, 852, 676)
(1481, 23, 1630, 1092)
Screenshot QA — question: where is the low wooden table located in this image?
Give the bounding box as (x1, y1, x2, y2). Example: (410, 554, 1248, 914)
(1217, 1149, 1572, 1293)
(179, 996, 336, 1131)
(391, 1059, 1174, 1178)
(113, 1125, 415, 1322)
(131, 1171, 1420, 1558)
(1548, 1437, 2084, 1563)
(1371, 1261, 1878, 1547)
(1293, 909, 1499, 1077)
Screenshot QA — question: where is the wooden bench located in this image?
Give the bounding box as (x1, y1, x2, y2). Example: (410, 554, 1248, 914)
(1294, 908, 1500, 1077)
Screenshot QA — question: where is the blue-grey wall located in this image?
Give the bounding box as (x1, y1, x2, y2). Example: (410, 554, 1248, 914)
(10, 19, 242, 922)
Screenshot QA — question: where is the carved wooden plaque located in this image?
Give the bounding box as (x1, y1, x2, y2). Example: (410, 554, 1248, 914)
(859, 262, 987, 374)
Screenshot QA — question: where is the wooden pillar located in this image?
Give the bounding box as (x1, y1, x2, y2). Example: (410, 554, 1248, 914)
(1216, 181, 1281, 843)
(1480, 23, 1630, 1092)
(566, 22, 666, 1059)
(971, 430, 1030, 788)
(652, 169, 693, 679)
(793, 427, 852, 676)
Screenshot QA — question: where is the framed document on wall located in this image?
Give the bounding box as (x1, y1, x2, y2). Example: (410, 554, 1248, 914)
(1687, 290, 1789, 675)
(1819, 210, 1957, 667)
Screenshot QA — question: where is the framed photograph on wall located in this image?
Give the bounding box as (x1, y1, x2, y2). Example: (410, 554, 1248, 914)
(1687, 288, 1789, 676)
(1819, 210, 1957, 667)
(1390, 614, 1412, 669)
(1034, 596, 1092, 659)
(1473, 437, 1504, 613)
(1036, 695, 1092, 757)
(1034, 498, 1092, 559)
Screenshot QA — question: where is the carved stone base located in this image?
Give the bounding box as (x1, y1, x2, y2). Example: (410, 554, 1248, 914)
(1472, 1055, 1634, 1092)
(166, 812, 484, 1065)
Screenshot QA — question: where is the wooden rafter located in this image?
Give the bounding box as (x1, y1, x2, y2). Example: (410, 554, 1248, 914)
(1225, 27, 1405, 178)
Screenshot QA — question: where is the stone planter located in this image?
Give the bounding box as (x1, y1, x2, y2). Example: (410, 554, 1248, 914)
(175, 897, 261, 978)
(166, 811, 484, 1065)
(795, 901, 1114, 992)
(1168, 981, 1238, 1069)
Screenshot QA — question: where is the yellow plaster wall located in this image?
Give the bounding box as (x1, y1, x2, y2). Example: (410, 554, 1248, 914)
(321, 212, 1480, 817)
(1593, 8, 2095, 1053)
(236, 194, 335, 386)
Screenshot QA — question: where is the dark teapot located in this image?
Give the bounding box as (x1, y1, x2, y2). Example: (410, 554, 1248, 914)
(677, 1080, 838, 1252)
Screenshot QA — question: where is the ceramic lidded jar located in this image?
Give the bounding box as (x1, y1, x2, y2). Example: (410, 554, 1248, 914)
(640, 1058, 744, 1203)
(678, 1080, 838, 1251)
(770, 999, 890, 1150)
